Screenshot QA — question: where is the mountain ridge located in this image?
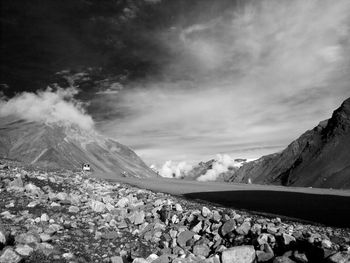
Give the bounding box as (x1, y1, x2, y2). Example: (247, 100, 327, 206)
(229, 97, 350, 189)
(0, 115, 156, 178)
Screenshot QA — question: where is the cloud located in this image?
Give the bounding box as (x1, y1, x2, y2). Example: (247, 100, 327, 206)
(96, 0, 350, 165)
(0, 87, 94, 130)
(156, 160, 193, 178)
(196, 154, 244, 182)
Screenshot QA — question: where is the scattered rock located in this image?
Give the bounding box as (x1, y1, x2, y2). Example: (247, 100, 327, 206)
(221, 219, 236, 236)
(193, 244, 210, 257)
(202, 207, 211, 217)
(222, 245, 256, 263)
(236, 221, 251, 236)
(111, 255, 124, 263)
(15, 244, 34, 257)
(177, 231, 195, 247)
(0, 159, 348, 263)
(273, 256, 296, 263)
(0, 247, 22, 263)
(327, 252, 350, 263)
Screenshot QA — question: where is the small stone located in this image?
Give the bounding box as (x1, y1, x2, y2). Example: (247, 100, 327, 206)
(91, 200, 106, 213)
(293, 251, 308, 263)
(41, 213, 49, 222)
(193, 244, 210, 257)
(222, 246, 256, 263)
(111, 256, 123, 263)
(0, 229, 6, 248)
(257, 233, 275, 245)
(40, 233, 52, 242)
(27, 201, 38, 208)
(256, 244, 274, 262)
(68, 206, 80, 213)
(8, 177, 23, 189)
(15, 233, 40, 244)
(133, 258, 148, 263)
(174, 203, 183, 212)
(221, 219, 236, 236)
(116, 197, 129, 208)
(321, 239, 332, 249)
(62, 252, 74, 259)
(15, 244, 34, 257)
(146, 254, 159, 262)
(177, 230, 195, 247)
(50, 202, 61, 207)
(202, 206, 211, 217)
(212, 210, 222, 222)
(56, 192, 68, 201)
(327, 252, 350, 263)
(24, 183, 42, 195)
(251, 224, 262, 235)
(134, 211, 145, 225)
(35, 242, 54, 256)
(273, 256, 296, 263)
(267, 224, 278, 234)
(191, 221, 202, 233)
(0, 247, 22, 263)
(282, 233, 296, 245)
(203, 255, 221, 263)
(236, 221, 251, 236)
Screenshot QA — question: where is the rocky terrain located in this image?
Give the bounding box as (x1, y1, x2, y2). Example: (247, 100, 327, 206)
(0, 116, 156, 178)
(0, 159, 349, 263)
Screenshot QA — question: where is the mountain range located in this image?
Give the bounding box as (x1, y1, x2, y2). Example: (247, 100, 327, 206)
(188, 97, 350, 189)
(0, 115, 156, 178)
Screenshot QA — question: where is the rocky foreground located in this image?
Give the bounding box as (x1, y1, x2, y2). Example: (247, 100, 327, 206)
(0, 160, 349, 263)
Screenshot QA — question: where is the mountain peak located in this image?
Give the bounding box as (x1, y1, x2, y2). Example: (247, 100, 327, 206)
(0, 115, 156, 178)
(229, 97, 350, 189)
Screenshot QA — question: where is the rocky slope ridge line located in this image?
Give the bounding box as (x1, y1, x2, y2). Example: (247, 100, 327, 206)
(229, 97, 350, 189)
(0, 116, 156, 177)
(0, 160, 349, 263)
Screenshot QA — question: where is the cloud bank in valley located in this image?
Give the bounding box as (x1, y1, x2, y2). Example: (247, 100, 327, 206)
(156, 161, 193, 178)
(196, 154, 244, 182)
(0, 87, 94, 130)
(97, 0, 350, 165)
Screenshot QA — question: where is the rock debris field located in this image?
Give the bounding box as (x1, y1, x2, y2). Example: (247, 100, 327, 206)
(0, 160, 349, 263)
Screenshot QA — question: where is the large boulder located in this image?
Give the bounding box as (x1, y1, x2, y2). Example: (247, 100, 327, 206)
(0, 248, 22, 263)
(222, 246, 256, 263)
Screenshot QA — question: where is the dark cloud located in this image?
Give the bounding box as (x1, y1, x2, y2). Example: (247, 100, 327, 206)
(1, 0, 350, 166)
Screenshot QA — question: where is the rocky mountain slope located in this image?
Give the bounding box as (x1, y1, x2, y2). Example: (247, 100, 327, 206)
(229, 97, 350, 189)
(0, 116, 156, 178)
(0, 159, 349, 263)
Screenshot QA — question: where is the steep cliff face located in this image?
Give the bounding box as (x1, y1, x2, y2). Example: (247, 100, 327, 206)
(230, 97, 350, 189)
(0, 116, 156, 178)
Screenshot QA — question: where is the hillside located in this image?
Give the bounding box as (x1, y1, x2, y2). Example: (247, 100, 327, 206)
(229, 97, 350, 189)
(0, 115, 156, 178)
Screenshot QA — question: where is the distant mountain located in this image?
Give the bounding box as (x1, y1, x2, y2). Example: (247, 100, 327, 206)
(185, 158, 247, 181)
(229, 97, 350, 189)
(0, 116, 156, 178)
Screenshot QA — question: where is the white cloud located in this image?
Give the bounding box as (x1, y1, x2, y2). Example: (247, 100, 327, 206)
(197, 154, 244, 182)
(156, 160, 193, 178)
(0, 87, 94, 130)
(98, 0, 350, 165)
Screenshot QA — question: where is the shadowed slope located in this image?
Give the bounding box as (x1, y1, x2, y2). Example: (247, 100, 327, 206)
(230, 97, 350, 189)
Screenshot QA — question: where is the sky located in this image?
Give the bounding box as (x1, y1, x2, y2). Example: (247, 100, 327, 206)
(1, 0, 350, 166)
